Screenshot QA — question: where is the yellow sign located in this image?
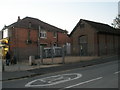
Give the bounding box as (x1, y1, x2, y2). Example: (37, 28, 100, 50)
(0, 38, 9, 59)
(0, 38, 8, 44)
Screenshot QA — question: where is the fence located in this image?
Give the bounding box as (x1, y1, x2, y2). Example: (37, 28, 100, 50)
(2, 44, 119, 72)
(39, 46, 66, 64)
(43, 47, 62, 58)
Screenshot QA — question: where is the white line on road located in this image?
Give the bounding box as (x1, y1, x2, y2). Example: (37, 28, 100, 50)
(114, 71, 120, 74)
(64, 77, 103, 89)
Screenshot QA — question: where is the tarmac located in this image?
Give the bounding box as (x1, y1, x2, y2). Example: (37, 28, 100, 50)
(1, 55, 119, 81)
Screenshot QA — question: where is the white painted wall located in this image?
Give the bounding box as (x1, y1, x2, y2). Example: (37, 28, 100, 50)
(3, 29, 8, 38)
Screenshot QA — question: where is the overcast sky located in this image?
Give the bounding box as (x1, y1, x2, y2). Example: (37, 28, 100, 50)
(0, 0, 119, 33)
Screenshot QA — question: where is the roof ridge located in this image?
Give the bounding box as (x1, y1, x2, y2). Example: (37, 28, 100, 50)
(3, 16, 67, 33)
(81, 19, 110, 27)
(69, 18, 119, 36)
(23, 16, 66, 32)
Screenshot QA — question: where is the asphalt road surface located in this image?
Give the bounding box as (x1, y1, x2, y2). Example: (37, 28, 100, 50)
(2, 60, 119, 89)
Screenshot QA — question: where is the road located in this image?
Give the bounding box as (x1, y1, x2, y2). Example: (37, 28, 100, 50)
(2, 60, 119, 89)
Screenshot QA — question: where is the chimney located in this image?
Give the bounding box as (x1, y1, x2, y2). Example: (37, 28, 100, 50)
(17, 16, 21, 21)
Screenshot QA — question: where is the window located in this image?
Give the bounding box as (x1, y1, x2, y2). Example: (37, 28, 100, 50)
(79, 35, 87, 43)
(3, 29, 8, 38)
(80, 23, 85, 28)
(53, 32, 57, 38)
(40, 30, 47, 38)
(28, 22, 32, 28)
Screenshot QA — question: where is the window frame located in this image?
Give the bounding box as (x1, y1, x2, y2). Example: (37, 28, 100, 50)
(40, 30, 47, 38)
(53, 32, 57, 38)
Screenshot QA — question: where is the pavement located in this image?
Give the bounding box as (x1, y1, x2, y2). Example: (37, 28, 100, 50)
(1, 55, 119, 81)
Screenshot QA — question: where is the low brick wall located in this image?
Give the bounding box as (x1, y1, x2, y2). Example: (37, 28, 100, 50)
(35, 56, 99, 64)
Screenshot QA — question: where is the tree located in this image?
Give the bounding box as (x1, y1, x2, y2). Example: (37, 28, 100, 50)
(112, 15, 120, 29)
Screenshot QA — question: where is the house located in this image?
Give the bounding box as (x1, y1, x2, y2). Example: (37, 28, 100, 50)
(70, 19, 120, 56)
(1, 16, 71, 60)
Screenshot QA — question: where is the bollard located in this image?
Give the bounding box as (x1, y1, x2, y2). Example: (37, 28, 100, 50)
(29, 56, 35, 65)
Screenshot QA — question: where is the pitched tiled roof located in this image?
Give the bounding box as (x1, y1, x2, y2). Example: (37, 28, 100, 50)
(70, 19, 120, 36)
(4, 17, 67, 33)
(83, 19, 119, 34)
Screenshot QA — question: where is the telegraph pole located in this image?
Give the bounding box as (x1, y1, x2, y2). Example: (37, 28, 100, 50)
(62, 45, 65, 64)
(38, 25, 41, 57)
(38, 25, 42, 65)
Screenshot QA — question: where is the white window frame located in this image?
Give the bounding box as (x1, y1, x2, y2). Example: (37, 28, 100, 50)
(53, 32, 57, 38)
(40, 30, 47, 38)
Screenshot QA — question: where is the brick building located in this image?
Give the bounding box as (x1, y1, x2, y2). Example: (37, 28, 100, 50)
(70, 19, 120, 56)
(1, 17, 71, 60)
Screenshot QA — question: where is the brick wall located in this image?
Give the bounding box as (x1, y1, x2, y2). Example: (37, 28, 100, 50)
(71, 21, 96, 56)
(98, 33, 119, 56)
(9, 27, 70, 60)
(70, 20, 119, 56)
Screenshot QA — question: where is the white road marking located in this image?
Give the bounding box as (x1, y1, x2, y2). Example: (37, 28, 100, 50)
(25, 73, 82, 87)
(48, 76, 64, 83)
(65, 77, 103, 88)
(114, 71, 120, 74)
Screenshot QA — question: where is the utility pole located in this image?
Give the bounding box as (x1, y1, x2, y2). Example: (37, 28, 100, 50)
(38, 25, 43, 64)
(62, 45, 65, 64)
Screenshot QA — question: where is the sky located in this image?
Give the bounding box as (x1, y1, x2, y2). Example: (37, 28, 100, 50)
(0, 0, 119, 34)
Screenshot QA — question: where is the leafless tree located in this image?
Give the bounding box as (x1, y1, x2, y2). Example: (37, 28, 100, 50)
(112, 15, 120, 29)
